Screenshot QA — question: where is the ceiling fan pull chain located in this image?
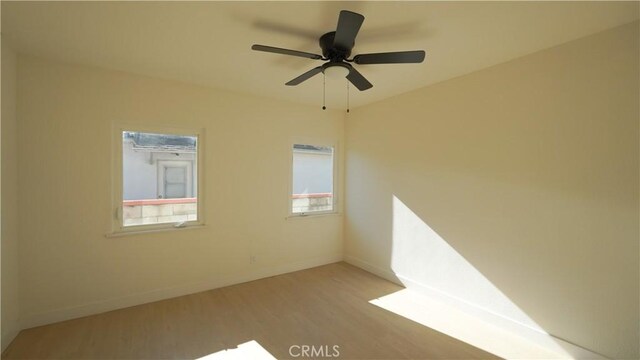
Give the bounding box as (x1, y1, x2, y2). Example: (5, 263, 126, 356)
(347, 81, 350, 113)
(322, 73, 326, 110)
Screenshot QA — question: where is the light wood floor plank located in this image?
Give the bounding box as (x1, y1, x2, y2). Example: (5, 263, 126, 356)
(2, 262, 499, 359)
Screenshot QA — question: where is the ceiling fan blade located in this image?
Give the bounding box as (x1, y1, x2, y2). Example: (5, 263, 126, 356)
(252, 44, 323, 60)
(333, 10, 365, 50)
(346, 67, 373, 91)
(286, 66, 324, 86)
(354, 50, 426, 64)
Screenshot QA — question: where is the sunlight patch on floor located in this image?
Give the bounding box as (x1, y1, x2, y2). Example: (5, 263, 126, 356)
(196, 340, 276, 360)
(371, 288, 569, 360)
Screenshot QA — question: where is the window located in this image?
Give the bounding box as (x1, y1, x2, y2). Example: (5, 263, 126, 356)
(291, 143, 335, 215)
(115, 129, 202, 231)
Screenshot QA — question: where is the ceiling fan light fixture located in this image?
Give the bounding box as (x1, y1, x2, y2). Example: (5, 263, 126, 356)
(323, 64, 350, 79)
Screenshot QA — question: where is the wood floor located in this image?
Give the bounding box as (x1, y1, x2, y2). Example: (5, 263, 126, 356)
(2, 262, 498, 359)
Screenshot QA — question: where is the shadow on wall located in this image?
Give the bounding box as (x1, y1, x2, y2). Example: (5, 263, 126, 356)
(379, 195, 601, 359)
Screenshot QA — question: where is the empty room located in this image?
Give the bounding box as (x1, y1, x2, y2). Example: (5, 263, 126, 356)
(1, 1, 638, 359)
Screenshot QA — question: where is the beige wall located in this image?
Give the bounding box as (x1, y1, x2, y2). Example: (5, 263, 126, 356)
(1, 39, 20, 351)
(344, 21, 639, 359)
(16, 55, 344, 327)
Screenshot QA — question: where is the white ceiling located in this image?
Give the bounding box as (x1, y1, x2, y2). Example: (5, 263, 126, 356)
(2, 1, 638, 109)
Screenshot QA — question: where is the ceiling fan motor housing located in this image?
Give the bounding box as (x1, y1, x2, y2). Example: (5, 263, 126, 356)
(320, 32, 352, 60)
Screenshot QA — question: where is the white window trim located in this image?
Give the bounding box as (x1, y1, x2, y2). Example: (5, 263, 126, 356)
(109, 124, 205, 236)
(287, 137, 339, 218)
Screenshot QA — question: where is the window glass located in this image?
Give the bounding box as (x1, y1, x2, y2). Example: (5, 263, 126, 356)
(122, 131, 198, 227)
(292, 144, 334, 214)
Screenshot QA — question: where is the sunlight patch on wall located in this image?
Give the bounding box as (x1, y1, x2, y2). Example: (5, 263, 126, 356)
(196, 340, 276, 360)
(388, 195, 576, 359)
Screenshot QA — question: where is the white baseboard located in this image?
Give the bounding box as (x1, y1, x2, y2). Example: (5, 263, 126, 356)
(343, 255, 402, 285)
(21, 253, 343, 330)
(1, 329, 19, 353)
(344, 255, 606, 360)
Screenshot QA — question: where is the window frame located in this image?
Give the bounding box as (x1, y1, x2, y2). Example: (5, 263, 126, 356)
(288, 138, 338, 218)
(111, 124, 205, 235)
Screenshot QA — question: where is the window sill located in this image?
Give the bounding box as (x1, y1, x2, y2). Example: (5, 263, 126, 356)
(105, 223, 207, 238)
(286, 212, 341, 220)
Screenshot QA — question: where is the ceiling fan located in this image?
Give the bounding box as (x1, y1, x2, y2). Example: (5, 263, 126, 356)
(251, 10, 426, 91)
